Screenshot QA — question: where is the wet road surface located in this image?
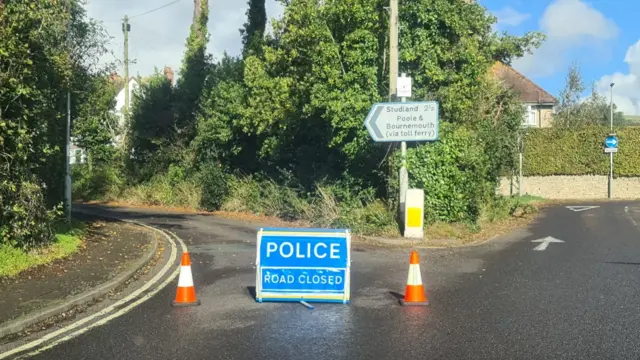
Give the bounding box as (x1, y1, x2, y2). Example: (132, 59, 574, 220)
(6, 202, 640, 359)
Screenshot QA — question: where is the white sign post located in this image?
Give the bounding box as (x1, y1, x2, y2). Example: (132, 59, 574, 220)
(364, 72, 439, 239)
(397, 74, 412, 98)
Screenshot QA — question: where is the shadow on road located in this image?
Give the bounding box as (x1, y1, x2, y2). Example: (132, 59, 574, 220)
(388, 291, 404, 300)
(247, 286, 257, 301)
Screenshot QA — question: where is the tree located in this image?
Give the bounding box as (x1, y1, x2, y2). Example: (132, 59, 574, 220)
(73, 75, 120, 169)
(558, 63, 584, 112)
(241, 0, 267, 57)
(173, 0, 210, 145)
(194, 0, 543, 194)
(399, 0, 544, 121)
(0, 0, 110, 248)
(553, 64, 625, 127)
(127, 71, 176, 182)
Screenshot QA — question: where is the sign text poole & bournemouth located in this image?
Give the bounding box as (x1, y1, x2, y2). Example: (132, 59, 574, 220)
(255, 228, 351, 304)
(364, 101, 439, 142)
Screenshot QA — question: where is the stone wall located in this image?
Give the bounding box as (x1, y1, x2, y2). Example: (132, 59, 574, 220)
(499, 176, 640, 199)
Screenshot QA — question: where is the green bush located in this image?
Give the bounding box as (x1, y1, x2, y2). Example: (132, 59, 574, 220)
(222, 176, 311, 220)
(309, 185, 399, 236)
(0, 179, 62, 249)
(72, 164, 124, 201)
(221, 176, 398, 236)
(404, 123, 493, 224)
(167, 164, 187, 187)
(523, 126, 640, 176)
(121, 174, 202, 209)
(198, 163, 230, 211)
(480, 196, 538, 223)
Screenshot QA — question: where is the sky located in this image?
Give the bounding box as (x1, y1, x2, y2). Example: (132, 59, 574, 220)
(487, 0, 640, 115)
(83, 0, 285, 78)
(84, 0, 640, 115)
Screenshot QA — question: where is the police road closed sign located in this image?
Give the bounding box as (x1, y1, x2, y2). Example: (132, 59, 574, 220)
(255, 228, 351, 304)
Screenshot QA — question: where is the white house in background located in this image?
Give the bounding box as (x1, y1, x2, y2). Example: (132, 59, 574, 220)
(69, 67, 175, 162)
(111, 77, 140, 146)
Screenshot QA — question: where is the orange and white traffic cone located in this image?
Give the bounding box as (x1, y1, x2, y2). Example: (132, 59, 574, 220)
(172, 252, 201, 307)
(400, 250, 430, 306)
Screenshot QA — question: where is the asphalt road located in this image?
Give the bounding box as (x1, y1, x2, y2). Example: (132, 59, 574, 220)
(6, 202, 640, 359)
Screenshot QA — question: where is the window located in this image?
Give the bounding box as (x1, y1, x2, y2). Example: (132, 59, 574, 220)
(523, 105, 537, 126)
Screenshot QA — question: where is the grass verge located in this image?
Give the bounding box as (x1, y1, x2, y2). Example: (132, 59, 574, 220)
(73, 166, 544, 245)
(0, 220, 85, 278)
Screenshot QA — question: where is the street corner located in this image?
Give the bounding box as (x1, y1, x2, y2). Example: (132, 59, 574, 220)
(354, 213, 540, 251)
(0, 217, 160, 342)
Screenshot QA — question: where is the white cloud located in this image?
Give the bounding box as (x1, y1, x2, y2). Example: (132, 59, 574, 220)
(493, 7, 530, 27)
(84, 0, 285, 78)
(596, 40, 640, 115)
(512, 0, 618, 78)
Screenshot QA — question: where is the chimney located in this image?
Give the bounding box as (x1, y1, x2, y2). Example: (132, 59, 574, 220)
(109, 72, 121, 82)
(163, 66, 174, 86)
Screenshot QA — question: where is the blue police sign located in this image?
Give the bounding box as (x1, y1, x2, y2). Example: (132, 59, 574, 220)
(604, 135, 618, 153)
(255, 228, 351, 304)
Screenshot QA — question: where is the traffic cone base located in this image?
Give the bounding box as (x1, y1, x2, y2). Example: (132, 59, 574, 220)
(172, 287, 201, 307)
(400, 250, 430, 307)
(171, 252, 201, 307)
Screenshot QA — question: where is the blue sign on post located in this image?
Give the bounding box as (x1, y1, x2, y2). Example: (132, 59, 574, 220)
(604, 135, 618, 153)
(255, 228, 351, 304)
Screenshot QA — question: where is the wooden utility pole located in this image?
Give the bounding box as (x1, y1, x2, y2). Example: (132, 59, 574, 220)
(122, 15, 130, 117)
(193, 0, 201, 28)
(389, 0, 398, 101)
(389, 0, 408, 223)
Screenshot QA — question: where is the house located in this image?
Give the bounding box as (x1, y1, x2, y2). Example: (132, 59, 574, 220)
(109, 66, 175, 146)
(491, 62, 557, 128)
(69, 66, 175, 162)
(113, 76, 140, 140)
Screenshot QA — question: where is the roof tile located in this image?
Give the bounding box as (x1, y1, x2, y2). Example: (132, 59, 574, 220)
(491, 62, 557, 104)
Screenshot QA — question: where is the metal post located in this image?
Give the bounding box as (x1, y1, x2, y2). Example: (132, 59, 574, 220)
(123, 15, 130, 117)
(399, 72, 409, 224)
(518, 152, 523, 197)
(64, 6, 72, 224)
(65, 91, 72, 224)
(609, 83, 614, 199)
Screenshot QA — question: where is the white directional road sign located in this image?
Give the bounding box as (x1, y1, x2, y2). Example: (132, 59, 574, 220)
(531, 236, 565, 251)
(364, 101, 439, 142)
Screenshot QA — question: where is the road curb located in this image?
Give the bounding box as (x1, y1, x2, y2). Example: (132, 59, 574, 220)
(357, 226, 529, 250)
(0, 213, 160, 340)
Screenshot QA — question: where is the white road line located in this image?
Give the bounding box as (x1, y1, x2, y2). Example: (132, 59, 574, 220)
(625, 206, 639, 228)
(0, 222, 186, 360)
(22, 267, 182, 358)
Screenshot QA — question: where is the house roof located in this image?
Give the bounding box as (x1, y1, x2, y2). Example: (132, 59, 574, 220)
(490, 62, 557, 104)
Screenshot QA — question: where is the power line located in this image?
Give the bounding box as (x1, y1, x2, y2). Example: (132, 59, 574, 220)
(129, 0, 183, 20)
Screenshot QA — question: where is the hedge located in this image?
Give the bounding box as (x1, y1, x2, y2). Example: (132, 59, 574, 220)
(522, 126, 640, 176)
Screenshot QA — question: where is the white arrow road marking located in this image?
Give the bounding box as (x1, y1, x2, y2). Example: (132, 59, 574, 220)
(566, 206, 600, 212)
(531, 236, 565, 251)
